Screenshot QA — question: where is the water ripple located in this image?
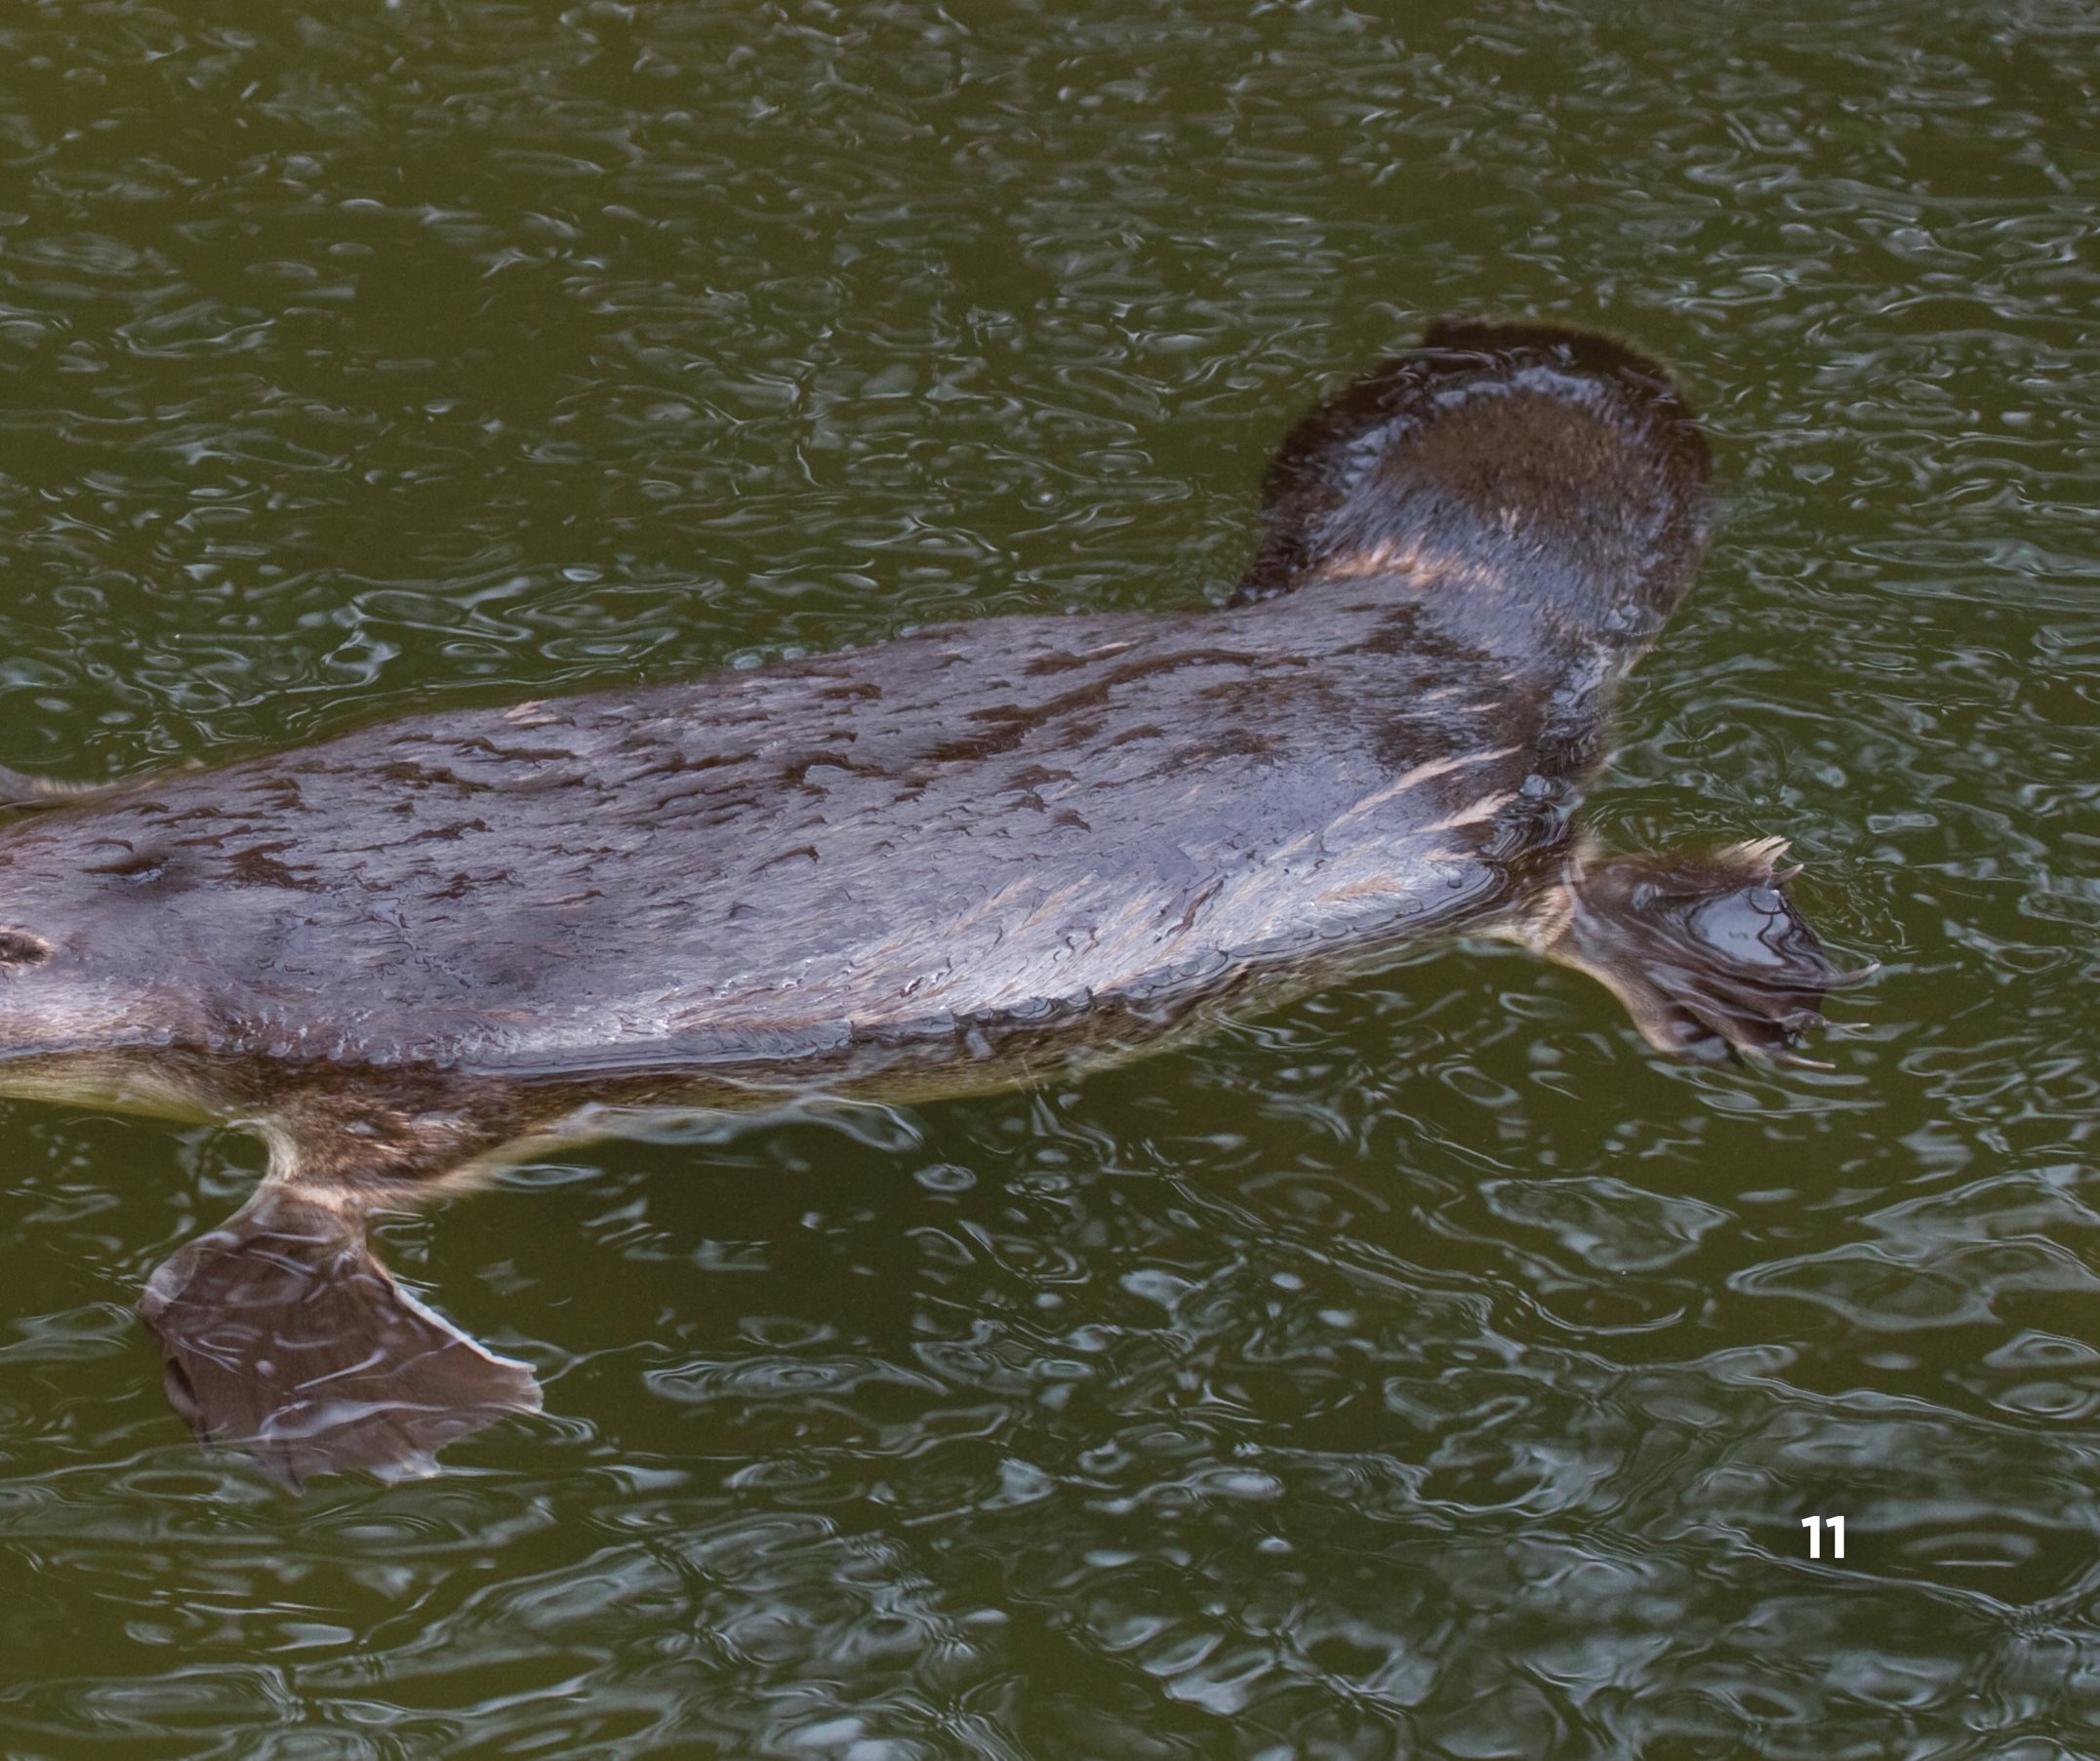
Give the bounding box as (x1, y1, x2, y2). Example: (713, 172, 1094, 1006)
(2, 0, 2098, 1755)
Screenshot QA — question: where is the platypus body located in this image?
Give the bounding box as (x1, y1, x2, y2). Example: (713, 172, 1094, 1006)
(0, 321, 1842, 1484)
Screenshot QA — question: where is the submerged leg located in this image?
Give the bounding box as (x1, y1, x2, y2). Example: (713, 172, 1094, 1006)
(138, 1117, 539, 1489)
(1521, 838, 1863, 1063)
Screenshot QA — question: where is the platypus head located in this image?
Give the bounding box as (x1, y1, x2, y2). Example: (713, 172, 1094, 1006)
(1241, 320, 1713, 672)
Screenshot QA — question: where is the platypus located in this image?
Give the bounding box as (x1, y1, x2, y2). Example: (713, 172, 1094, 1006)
(0, 319, 1844, 1485)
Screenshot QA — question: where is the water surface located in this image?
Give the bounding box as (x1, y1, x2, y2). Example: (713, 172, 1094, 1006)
(2, 2, 2097, 1755)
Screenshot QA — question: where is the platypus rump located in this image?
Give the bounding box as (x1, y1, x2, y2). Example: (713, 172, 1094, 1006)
(0, 319, 1847, 1485)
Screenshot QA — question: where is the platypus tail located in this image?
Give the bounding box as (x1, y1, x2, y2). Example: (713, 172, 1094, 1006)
(139, 1179, 541, 1489)
(1237, 317, 1713, 662)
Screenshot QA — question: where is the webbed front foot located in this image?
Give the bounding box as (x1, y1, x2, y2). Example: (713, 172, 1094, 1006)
(1525, 838, 1866, 1063)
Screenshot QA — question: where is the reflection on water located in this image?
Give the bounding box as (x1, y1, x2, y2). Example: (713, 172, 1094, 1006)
(2, 0, 2098, 1754)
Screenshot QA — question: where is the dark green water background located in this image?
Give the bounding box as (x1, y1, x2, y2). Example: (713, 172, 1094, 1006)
(1, 2, 2096, 1756)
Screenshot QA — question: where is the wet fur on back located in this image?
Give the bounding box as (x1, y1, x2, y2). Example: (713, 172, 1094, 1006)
(0, 320, 1845, 1484)
(0, 320, 1714, 1085)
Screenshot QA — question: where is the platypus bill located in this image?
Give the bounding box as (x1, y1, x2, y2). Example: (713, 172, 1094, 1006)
(0, 319, 1849, 1486)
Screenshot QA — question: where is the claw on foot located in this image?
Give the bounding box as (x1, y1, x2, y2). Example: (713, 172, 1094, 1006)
(1529, 839, 1867, 1064)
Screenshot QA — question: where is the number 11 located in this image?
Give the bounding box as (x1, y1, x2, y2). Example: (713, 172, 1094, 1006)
(1801, 1515, 1845, 1559)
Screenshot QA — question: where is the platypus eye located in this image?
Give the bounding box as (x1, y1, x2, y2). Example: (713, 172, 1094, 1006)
(0, 930, 51, 967)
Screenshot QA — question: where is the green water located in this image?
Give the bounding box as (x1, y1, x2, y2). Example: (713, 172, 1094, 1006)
(1, 1, 2096, 1755)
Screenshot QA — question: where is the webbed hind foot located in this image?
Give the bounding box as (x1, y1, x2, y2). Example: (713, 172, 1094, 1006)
(1525, 838, 1865, 1063)
(140, 1181, 541, 1489)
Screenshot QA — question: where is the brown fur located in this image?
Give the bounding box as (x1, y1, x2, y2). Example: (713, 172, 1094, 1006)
(0, 320, 1842, 1483)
